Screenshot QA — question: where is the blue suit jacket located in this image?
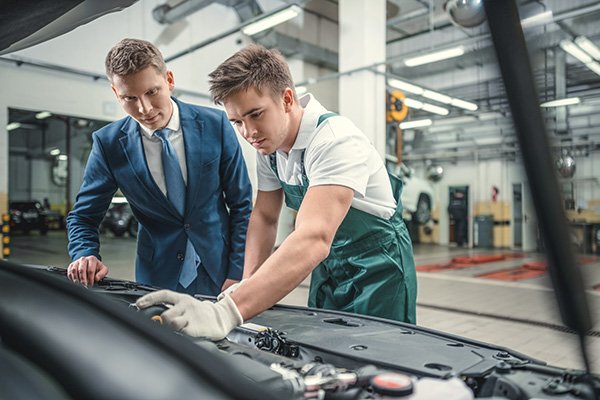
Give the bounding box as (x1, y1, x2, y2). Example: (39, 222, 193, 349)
(67, 98, 252, 294)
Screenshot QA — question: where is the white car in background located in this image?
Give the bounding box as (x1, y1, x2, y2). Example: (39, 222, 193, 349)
(397, 164, 435, 225)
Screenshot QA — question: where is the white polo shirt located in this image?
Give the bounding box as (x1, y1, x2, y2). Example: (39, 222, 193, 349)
(257, 94, 396, 219)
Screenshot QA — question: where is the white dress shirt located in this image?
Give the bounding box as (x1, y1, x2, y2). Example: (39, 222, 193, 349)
(136, 99, 188, 195)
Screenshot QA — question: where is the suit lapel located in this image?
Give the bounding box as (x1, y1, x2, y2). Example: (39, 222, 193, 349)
(119, 117, 181, 220)
(178, 100, 205, 217)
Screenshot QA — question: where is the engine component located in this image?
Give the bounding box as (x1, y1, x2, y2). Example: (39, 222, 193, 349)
(255, 328, 299, 358)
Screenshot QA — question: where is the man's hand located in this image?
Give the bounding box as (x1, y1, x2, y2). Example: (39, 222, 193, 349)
(136, 290, 243, 340)
(67, 256, 108, 287)
(217, 279, 244, 301)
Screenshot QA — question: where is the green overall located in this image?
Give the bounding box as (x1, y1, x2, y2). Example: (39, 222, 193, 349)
(268, 113, 417, 323)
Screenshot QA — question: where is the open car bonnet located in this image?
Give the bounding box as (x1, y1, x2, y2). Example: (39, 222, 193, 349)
(1, 261, 597, 400)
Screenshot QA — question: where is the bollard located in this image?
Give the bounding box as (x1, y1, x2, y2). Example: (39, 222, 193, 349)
(1, 213, 9, 258)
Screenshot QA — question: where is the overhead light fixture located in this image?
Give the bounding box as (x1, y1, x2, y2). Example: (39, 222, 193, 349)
(422, 90, 452, 104)
(241, 4, 302, 36)
(399, 119, 432, 129)
(586, 61, 600, 75)
(540, 97, 580, 108)
(49, 148, 61, 156)
(387, 78, 424, 95)
(112, 196, 128, 204)
(433, 115, 475, 126)
(7, 122, 21, 131)
(387, 78, 477, 111)
(574, 36, 600, 60)
(560, 37, 600, 77)
(57, 155, 68, 161)
(403, 98, 424, 109)
(421, 103, 449, 116)
(478, 112, 504, 121)
(473, 137, 503, 146)
(560, 40, 593, 64)
(451, 98, 478, 111)
(35, 111, 52, 120)
(404, 98, 448, 116)
(404, 46, 464, 67)
(433, 116, 477, 126)
(520, 10, 553, 29)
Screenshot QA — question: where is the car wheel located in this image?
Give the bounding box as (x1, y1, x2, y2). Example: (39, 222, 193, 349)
(112, 228, 126, 237)
(413, 194, 431, 225)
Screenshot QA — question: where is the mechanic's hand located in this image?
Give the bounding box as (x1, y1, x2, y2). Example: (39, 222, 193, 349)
(136, 290, 243, 341)
(217, 279, 244, 301)
(67, 256, 109, 287)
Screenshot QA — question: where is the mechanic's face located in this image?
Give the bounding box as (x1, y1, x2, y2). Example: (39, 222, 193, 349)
(111, 66, 174, 131)
(224, 87, 296, 155)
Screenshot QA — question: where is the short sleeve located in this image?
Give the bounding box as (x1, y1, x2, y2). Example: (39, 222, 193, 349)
(256, 154, 282, 191)
(304, 120, 370, 197)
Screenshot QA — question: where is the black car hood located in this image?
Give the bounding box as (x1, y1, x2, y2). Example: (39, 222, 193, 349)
(1, 261, 598, 400)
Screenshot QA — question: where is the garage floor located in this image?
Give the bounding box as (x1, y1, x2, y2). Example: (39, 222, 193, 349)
(7, 231, 600, 373)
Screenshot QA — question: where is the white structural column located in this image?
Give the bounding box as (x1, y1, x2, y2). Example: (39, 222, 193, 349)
(338, 0, 387, 157)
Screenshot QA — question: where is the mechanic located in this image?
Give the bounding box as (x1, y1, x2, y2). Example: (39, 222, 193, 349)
(66, 38, 252, 296)
(137, 44, 417, 340)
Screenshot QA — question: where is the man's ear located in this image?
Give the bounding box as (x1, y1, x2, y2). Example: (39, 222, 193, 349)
(282, 87, 294, 112)
(166, 70, 175, 91)
(111, 85, 119, 100)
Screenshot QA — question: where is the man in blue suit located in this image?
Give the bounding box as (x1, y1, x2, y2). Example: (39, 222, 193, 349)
(66, 38, 252, 296)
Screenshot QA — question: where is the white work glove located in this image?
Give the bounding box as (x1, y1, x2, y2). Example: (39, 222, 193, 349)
(217, 279, 245, 301)
(136, 290, 243, 341)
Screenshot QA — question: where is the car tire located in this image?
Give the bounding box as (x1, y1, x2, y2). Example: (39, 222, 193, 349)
(413, 194, 432, 225)
(112, 228, 126, 237)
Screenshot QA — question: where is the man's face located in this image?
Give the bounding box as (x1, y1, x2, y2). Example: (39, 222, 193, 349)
(224, 87, 295, 155)
(111, 66, 174, 131)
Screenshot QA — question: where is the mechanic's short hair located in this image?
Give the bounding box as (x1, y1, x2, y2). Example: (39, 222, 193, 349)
(105, 38, 166, 81)
(208, 43, 297, 104)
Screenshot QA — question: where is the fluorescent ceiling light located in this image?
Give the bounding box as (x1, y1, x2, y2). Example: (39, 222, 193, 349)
(404, 98, 448, 116)
(387, 78, 424, 95)
(7, 122, 21, 131)
(478, 112, 504, 121)
(428, 125, 455, 133)
(57, 155, 68, 161)
(540, 97, 580, 108)
(520, 10, 553, 29)
(404, 46, 464, 67)
(421, 103, 449, 116)
(49, 148, 61, 156)
(422, 90, 452, 104)
(403, 98, 424, 109)
(434, 116, 477, 126)
(35, 111, 52, 120)
(242, 5, 301, 36)
(399, 119, 432, 129)
(574, 36, 600, 60)
(473, 137, 503, 146)
(451, 98, 478, 111)
(112, 196, 128, 204)
(560, 40, 593, 64)
(586, 61, 600, 76)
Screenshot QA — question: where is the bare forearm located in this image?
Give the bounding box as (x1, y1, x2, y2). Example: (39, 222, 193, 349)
(243, 212, 278, 278)
(233, 229, 330, 320)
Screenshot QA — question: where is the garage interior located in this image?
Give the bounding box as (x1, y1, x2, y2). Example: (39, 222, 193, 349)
(1, 0, 599, 374)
